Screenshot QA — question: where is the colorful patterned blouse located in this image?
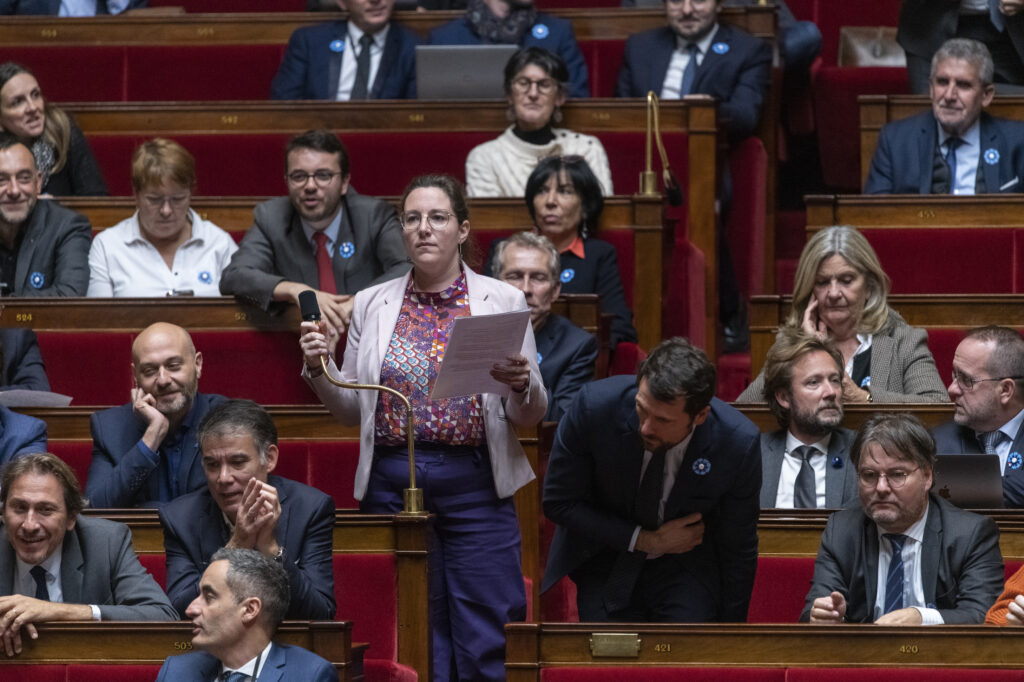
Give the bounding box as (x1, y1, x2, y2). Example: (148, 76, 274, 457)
(374, 271, 486, 446)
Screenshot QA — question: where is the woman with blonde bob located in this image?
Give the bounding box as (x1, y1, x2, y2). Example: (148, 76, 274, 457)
(738, 225, 947, 403)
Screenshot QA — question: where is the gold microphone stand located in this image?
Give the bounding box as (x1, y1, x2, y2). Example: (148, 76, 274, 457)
(639, 90, 676, 198)
(317, 355, 425, 516)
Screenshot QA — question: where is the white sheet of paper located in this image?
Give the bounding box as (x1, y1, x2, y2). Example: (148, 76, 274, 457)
(430, 310, 530, 400)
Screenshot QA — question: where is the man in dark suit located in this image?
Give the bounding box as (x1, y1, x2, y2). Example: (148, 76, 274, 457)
(0, 328, 49, 391)
(615, 0, 772, 139)
(543, 337, 761, 622)
(160, 399, 335, 621)
(220, 129, 409, 336)
(899, 0, 1024, 94)
(865, 38, 1024, 195)
(0, 405, 45, 469)
(87, 322, 226, 508)
(933, 326, 1024, 507)
(0, 137, 90, 296)
(802, 413, 1003, 625)
(757, 329, 858, 509)
(0, 453, 176, 656)
(0, 0, 145, 14)
(492, 231, 597, 421)
(157, 548, 336, 681)
(428, 0, 590, 98)
(270, 0, 418, 100)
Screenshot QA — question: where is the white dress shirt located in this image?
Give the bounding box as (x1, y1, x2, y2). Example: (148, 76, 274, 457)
(938, 118, 982, 195)
(60, 0, 129, 15)
(873, 503, 943, 625)
(335, 24, 390, 101)
(660, 25, 719, 99)
(87, 210, 238, 297)
(16, 548, 102, 620)
(218, 641, 272, 681)
(774, 431, 831, 509)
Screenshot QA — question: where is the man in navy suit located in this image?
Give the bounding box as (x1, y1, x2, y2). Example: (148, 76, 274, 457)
(87, 322, 226, 508)
(428, 0, 590, 98)
(157, 548, 336, 682)
(802, 413, 1003, 625)
(271, 0, 418, 100)
(757, 330, 858, 509)
(866, 38, 1024, 195)
(543, 337, 761, 621)
(615, 0, 771, 139)
(933, 326, 1024, 507)
(160, 399, 335, 621)
(492, 232, 597, 421)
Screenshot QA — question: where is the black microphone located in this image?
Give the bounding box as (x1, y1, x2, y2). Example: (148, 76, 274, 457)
(298, 290, 321, 321)
(664, 168, 684, 207)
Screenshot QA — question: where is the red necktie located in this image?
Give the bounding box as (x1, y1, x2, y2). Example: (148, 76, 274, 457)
(313, 232, 337, 294)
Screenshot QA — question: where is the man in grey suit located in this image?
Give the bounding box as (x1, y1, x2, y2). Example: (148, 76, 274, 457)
(802, 413, 1003, 625)
(932, 325, 1024, 507)
(758, 329, 858, 509)
(220, 129, 409, 335)
(0, 453, 177, 657)
(0, 136, 90, 296)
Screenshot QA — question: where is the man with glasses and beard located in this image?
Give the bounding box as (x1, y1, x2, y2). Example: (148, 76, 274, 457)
(802, 413, 1003, 625)
(87, 322, 225, 508)
(933, 325, 1024, 507)
(220, 130, 409, 336)
(757, 329, 858, 509)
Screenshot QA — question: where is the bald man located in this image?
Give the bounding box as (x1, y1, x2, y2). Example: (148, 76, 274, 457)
(86, 323, 226, 508)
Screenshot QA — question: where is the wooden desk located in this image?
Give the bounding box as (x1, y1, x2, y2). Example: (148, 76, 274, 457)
(748, 293, 1024, 378)
(0, 621, 362, 681)
(505, 622, 1024, 680)
(859, 95, 1024, 189)
(735, 403, 955, 433)
(806, 194, 1024, 235)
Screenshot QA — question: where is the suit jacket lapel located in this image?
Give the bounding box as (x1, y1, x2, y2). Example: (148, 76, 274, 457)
(824, 431, 849, 508)
(373, 27, 400, 98)
(869, 333, 896, 394)
(0, 533, 16, 595)
(663, 418, 711, 520)
(200, 493, 230, 560)
(326, 22, 347, 100)
(648, 28, 677, 96)
(14, 208, 41, 294)
(921, 501, 941, 605)
(258, 642, 288, 682)
(862, 517, 879, 620)
(60, 521, 86, 604)
(761, 431, 785, 507)
(376, 280, 404, 364)
(920, 115, 938, 194)
(692, 24, 729, 93)
(980, 116, 1001, 193)
(288, 212, 318, 290)
(273, 477, 293, 551)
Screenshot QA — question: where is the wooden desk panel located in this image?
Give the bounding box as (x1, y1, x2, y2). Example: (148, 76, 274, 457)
(505, 622, 1024, 680)
(806, 194, 1024, 235)
(735, 404, 955, 433)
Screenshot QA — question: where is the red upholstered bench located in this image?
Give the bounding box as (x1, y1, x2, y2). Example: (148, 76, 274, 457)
(137, 554, 167, 591)
(3, 47, 128, 102)
(334, 553, 404, 669)
(580, 41, 627, 98)
(147, 0, 306, 11)
(36, 333, 133, 406)
(67, 666, 163, 681)
(48, 442, 93, 494)
(124, 46, 286, 101)
(541, 668, 786, 681)
(0, 665, 65, 681)
(274, 440, 361, 508)
(747, 556, 815, 623)
(788, 670, 1024, 682)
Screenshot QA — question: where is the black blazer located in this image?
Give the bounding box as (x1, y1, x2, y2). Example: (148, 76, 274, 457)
(542, 374, 762, 621)
(535, 313, 597, 422)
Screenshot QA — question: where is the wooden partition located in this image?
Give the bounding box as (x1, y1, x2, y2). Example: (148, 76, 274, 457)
(735, 403, 954, 433)
(505, 622, 1024, 680)
(0, 621, 361, 680)
(748, 293, 1024, 378)
(859, 95, 1024, 188)
(806, 194, 1024, 234)
(58, 194, 667, 351)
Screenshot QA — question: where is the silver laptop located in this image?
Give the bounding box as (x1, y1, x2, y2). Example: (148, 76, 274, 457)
(416, 44, 519, 100)
(933, 454, 1004, 509)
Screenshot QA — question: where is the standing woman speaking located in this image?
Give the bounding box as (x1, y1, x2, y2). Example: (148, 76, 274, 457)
(299, 174, 546, 682)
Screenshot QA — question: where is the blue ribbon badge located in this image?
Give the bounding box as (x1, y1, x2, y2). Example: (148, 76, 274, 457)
(330, 39, 345, 53)
(1009, 452, 1023, 470)
(537, 351, 543, 364)
(339, 241, 355, 258)
(859, 376, 871, 389)
(984, 148, 1000, 165)
(532, 23, 549, 39)
(831, 456, 844, 470)
(198, 270, 212, 284)
(29, 272, 44, 289)
(712, 42, 729, 55)
(692, 457, 711, 476)
(560, 268, 575, 283)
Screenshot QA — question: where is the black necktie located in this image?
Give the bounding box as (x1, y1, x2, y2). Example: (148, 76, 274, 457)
(350, 33, 374, 100)
(30, 565, 49, 601)
(220, 672, 248, 682)
(634, 448, 667, 529)
(945, 137, 962, 194)
(792, 445, 817, 509)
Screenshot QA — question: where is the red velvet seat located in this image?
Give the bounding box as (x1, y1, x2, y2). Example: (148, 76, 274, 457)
(36, 333, 133, 406)
(787, 670, 1024, 682)
(580, 41, 627, 98)
(334, 553, 398, 662)
(147, 0, 306, 10)
(541, 668, 786, 681)
(124, 46, 286, 101)
(48, 442, 93, 493)
(747, 556, 815, 624)
(138, 553, 168, 591)
(67, 666, 162, 681)
(4, 47, 127, 102)
(274, 441, 361, 508)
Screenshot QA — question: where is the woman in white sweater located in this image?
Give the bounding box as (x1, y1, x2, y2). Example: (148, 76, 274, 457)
(465, 46, 612, 197)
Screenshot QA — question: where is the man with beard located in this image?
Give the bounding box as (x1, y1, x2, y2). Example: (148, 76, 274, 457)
(933, 326, 1024, 507)
(801, 413, 1003, 625)
(220, 130, 409, 336)
(758, 330, 858, 509)
(542, 337, 761, 622)
(865, 38, 1024, 194)
(428, 0, 590, 98)
(87, 322, 226, 508)
(0, 136, 90, 296)
(615, 0, 771, 139)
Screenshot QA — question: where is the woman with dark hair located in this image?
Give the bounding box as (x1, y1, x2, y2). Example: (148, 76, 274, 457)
(0, 62, 108, 196)
(465, 46, 611, 197)
(299, 173, 545, 682)
(485, 154, 636, 346)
